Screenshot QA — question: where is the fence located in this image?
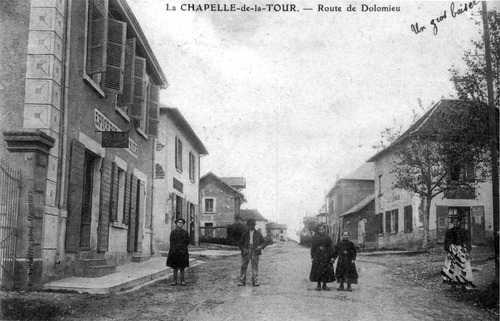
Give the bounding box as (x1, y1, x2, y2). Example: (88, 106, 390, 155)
(0, 160, 21, 289)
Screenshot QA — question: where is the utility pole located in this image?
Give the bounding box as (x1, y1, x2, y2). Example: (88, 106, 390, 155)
(482, 1, 499, 285)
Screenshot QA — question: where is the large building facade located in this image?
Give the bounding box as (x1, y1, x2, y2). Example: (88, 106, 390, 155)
(1, 0, 167, 289)
(153, 106, 207, 250)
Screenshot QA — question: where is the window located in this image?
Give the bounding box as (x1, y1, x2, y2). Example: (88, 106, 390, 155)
(377, 213, 384, 234)
(404, 205, 413, 232)
(378, 175, 383, 196)
(84, 0, 160, 138)
(385, 211, 391, 234)
(175, 137, 183, 172)
(450, 163, 474, 182)
(84, 0, 126, 95)
(204, 198, 214, 213)
(189, 152, 195, 182)
(390, 209, 399, 233)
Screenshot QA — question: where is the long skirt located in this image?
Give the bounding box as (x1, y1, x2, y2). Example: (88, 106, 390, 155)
(441, 244, 475, 287)
(335, 259, 358, 284)
(310, 253, 336, 283)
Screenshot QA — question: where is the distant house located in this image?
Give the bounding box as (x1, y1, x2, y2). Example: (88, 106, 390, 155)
(238, 209, 268, 235)
(199, 172, 245, 238)
(153, 106, 208, 249)
(267, 223, 288, 242)
(326, 163, 375, 242)
(367, 99, 494, 249)
(340, 194, 376, 248)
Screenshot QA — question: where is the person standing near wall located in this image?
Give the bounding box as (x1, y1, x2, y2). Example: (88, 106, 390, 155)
(441, 216, 475, 291)
(167, 218, 191, 286)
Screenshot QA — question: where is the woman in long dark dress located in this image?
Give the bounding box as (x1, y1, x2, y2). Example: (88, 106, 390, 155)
(309, 225, 335, 291)
(333, 231, 358, 291)
(167, 218, 190, 286)
(441, 216, 474, 290)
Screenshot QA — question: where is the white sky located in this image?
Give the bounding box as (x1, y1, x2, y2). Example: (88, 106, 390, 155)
(128, 0, 498, 238)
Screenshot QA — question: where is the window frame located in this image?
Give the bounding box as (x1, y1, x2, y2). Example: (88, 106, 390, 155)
(175, 137, 183, 173)
(204, 198, 215, 213)
(189, 152, 196, 183)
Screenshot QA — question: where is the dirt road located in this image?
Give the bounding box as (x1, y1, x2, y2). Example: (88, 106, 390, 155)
(1, 242, 496, 321)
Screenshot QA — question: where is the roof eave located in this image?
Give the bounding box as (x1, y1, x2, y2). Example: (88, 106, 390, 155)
(116, 0, 168, 88)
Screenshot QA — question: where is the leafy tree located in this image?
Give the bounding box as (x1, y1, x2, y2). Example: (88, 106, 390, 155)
(390, 101, 490, 248)
(449, 9, 499, 107)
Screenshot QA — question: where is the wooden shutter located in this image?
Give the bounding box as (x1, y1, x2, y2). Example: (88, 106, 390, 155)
(97, 157, 112, 252)
(128, 176, 138, 252)
(123, 172, 131, 225)
(436, 205, 449, 243)
(136, 180, 146, 251)
(131, 57, 146, 118)
(104, 18, 126, 93)
(170, 193, 176, 228)
(147, 84, 160, 137)
(404, 205, 412, 232)
(86, 0, 108, 75)
(394, 209, 399, 233)
(118, 38, 136, 107)
(109, 162, 118, 222)
(385, 211, 391, 234)
(65, 140, 86, 251)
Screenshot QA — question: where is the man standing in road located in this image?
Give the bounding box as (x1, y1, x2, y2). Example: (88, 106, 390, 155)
(238, 219, 266, 286)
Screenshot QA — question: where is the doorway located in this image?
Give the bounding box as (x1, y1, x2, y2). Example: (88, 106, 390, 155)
(80, 151, 96, 250)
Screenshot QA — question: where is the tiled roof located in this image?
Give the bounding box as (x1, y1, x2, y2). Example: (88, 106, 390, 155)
(160, 105, 208, 155)
(239, 209, 267, 222)
(341, 194, 375, 217)
(343, 162, 374, 180)
(220, 177, 246, 189)
(367, 99, 480, 162)
(200, 172, 244, 198)
(267, 223, 287, 230)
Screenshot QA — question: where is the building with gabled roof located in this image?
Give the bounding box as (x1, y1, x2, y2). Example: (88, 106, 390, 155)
(367, 99, 493, 249)
(1, 0, 168, 289)
(325, 163, 375, 241)
(199, 172, 246, 238)
(153, 105, 207, 250)
(238, 209, 268, 234)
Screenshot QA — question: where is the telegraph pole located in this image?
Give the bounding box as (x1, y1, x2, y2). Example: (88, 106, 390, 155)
(482, 1, 499, 285)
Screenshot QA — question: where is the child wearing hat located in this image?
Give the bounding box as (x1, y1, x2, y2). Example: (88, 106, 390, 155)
(167, 217, 191, 286)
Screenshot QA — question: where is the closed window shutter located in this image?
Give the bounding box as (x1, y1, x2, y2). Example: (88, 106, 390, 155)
(123, 172, 131, 225)
(147, 84, 160, 137)
(104, 18, 126, 93)
(394, 209, 399, 233)
(109, 162, 119, 222)
(385, 211, 391, 233)
(118, 38, 136, 107)
(136, 180, 146, 250)
(131, 57, 146, 118)
(65, 140, 86, 252)
(97, 157, 112, 252)
(404, 205, 412, 232)
(128, 176, 138, 252)
(86, 0, 108, 75)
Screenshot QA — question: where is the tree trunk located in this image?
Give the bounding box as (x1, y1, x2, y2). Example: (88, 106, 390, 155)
(422, 196, 432, 249)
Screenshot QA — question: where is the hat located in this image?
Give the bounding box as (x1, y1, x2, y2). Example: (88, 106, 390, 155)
(246, 219, 256, 226)
(175, 218, 186, 224)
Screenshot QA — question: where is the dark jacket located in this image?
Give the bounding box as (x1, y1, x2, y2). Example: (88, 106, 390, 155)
(444, 226, 471, 253)
(166, 228, 190, 268)
(239, 229, 266, 255)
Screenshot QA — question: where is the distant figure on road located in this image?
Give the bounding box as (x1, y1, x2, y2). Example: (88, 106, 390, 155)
(167, 217, 191, 286)
(441, 216, 475, 291)
(333, 231, 358, 291)
(309, 224, 335, 291)
(358, 218, 367, 249)
(238, 219, 267, 286)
